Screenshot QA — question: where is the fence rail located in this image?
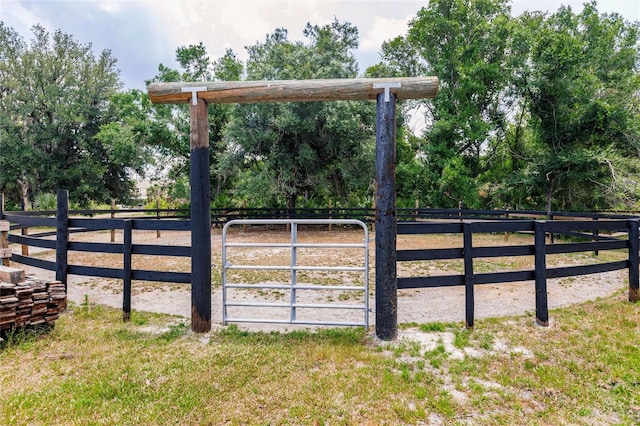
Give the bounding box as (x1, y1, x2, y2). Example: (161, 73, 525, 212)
(397, 219, 640, 327)
(1, 191, 639, 327)
(1, 192, 192, 321)
(4, 204, 639, 227)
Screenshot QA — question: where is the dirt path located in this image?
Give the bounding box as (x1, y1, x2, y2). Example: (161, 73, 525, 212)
(18, 263, 627, 332)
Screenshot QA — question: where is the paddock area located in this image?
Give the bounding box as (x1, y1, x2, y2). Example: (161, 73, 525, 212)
(7, 224, 628, 331)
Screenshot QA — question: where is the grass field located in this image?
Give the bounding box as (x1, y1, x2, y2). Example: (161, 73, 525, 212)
(1, 289, 639, 425)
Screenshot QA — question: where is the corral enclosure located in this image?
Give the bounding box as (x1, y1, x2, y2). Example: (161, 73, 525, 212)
(2, 212, 633, 328)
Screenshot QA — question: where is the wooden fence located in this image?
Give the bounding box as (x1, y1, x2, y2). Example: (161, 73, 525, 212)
(1, 191, 639, 326)
(397, 219, 640, 327)
(1, 192, 191, 321)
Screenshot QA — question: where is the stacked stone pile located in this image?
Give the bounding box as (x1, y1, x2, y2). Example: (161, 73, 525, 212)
(0, 266, 66, 332)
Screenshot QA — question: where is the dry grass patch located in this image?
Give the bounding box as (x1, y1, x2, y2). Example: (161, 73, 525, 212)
(2, 292, 640, 425)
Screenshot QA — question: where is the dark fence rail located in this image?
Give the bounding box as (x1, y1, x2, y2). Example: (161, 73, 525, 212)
(397, 219, 640, 327)
(3, 203, 639, 226)
(1, 191, 639, 325)
(1, 192, 192, 321)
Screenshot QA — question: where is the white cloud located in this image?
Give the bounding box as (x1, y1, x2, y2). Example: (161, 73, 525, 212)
(1, 1, 54, 35)
(360, 14, 412, 51)
(3, 0, 637, 90)
(94, 0, 123, 14)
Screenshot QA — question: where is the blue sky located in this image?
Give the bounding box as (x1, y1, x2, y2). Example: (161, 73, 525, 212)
(2, 0, 638, 90)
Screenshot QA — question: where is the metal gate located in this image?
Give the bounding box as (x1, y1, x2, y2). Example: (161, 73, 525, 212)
(222, 219, 369, 327)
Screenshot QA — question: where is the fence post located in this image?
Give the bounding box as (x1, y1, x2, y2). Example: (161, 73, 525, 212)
(328, 200, 333, 232)
(504, 210, 510, 241)
(56, 189, 69, 292)
(123, 219, 133, 321)
(189, 94, 212, 333)
(243, 199, 247, 232)
(371, 199, 376, 233)
(593, 217, 599, 256)
(463, 222, 474, 328)
(628, 219, 639, 302)
(1, 220, 9, 268)
(547, 212, 555, 244)
(156, 198, 161, 239)
(0, 194, 7, 267)
(534, 220, 549, 326)
(110, 199, 116, 243)
(375, 90, 397, 341)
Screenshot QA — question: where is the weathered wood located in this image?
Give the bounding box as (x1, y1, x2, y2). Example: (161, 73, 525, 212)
(463, 223, 474, 328)
(0, 266, 25, 284)
(21, 227, 29, 256)
(628, 219, 639, 302)
(189, 97, 212, 333)
(55, 189, 69, 291)
(375, 91, 397, 341)
(0, 248, 13, 259)
(1, 220, 9, 267)
(122, 220, 132, 322)
(148, 77, 439, 105)
(534, 221, 549, 326)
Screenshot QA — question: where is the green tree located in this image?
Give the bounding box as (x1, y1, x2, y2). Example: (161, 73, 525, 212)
(377, 0, 515, 208)
(223, 20, 376, 208)
(0, 23, 143, 207)
(146, 45, 242, 202)
(508, 3, 640, 211)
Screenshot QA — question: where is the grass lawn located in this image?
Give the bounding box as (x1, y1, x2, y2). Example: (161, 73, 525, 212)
(1, 291, 639, 425)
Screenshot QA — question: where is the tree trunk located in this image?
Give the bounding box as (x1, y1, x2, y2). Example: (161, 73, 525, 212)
(18, 179, 30, 211)
(545, 177, 554, 213)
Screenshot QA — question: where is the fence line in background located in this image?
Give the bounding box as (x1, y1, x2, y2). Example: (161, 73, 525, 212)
(1, 194, 639, 327)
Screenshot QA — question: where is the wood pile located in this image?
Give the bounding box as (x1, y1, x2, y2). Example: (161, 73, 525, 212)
(0, 265, 66, 332)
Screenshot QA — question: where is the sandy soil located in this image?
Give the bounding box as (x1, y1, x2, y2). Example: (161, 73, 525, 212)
(11, 226, 629, 332)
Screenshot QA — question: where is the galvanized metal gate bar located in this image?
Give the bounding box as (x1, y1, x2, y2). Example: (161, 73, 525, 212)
(222, 219, 369, 327)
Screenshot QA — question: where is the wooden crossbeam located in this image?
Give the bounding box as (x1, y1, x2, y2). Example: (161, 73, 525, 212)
(148, 77, 438, 105)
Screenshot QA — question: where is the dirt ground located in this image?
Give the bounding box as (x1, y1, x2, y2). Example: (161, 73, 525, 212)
(12, 225, 630, 332)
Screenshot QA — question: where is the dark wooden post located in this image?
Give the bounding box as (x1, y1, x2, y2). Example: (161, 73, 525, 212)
(189, 94, 212, 333)
(548, 213, 555, 244)
(375, 90, 397, 341)
(123, 219, 133, 321)
(628, 219, 639, 302)
(592, 217, 599, 256)
(56, 189, 69, 291)
(504, 210, 510, 242)
(110, 199, 116, 243)
(0, 193, 7, 267)
(463, 222, 475, 328)
(156, 198, 161, 239)
(534, 220, 549, 326)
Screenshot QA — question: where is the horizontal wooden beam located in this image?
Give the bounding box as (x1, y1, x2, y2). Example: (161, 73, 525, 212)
(147, 77, 438, 105)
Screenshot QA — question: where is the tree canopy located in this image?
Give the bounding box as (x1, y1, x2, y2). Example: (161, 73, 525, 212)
(1, 1, 639, 213)
(0, 23, 147, 208)
(374, 0, 640, 211)
(221, 20, 376, 208)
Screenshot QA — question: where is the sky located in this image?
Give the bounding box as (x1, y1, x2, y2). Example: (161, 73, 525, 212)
(1, 0, 639, 90)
